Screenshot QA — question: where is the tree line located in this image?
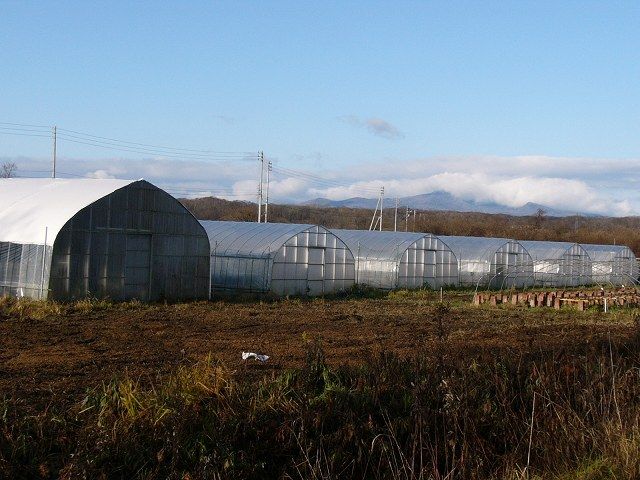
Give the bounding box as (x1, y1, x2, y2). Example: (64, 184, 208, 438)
(180, 196, 640, 256)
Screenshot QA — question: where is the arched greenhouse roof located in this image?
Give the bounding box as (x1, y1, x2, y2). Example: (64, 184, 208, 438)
(199, 221, 333, 258)
(519, 241, 588, 260)
(439, 236, 528, 261)
(332, 230, 448, 261)
(0, 178, 140, 246)
(581, 244, 635, 261)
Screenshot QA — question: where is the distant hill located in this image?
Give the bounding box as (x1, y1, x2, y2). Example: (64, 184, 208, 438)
(302, 191, 583, 217)
(180, 195, 640, 255)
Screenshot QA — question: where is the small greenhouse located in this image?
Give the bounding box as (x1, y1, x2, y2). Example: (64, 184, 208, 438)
(440, 236, 534, 289)
(581, 244, 639, 286)
(200, 221, 355, 296)
(519, 241, 592, 287)
(332, 229, 458, 290)
(0, 178, 210, 301)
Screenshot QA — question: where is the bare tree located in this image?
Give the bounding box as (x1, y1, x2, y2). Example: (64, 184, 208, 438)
(0, 162, 17, 178)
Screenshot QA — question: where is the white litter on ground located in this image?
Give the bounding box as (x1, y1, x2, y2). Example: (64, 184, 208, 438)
(242, 352, 270, 362)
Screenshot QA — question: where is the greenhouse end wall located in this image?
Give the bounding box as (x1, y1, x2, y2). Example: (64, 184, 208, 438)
(204, 221, 355, 297)
(271, 227, 355, 296)
(48, 181, 210, 302)
(520, 241, 592, 287)
(441, 236, 534, 289)
(582, 244, 639, 286)
(0, 178, 210, 302)
(333, 230, 458, 290)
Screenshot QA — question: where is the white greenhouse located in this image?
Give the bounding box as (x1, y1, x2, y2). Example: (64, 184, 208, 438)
(200, 221, 356, 296)
(0, 178, 210, 301)
(332, 229, 458, 290)
(440, 236, 534, 289)
(581, 244, 639, 286)
(519, 241, 592, 287)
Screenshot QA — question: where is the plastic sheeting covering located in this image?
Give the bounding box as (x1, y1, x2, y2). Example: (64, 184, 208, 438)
(581, 244, 639, 286)
(200, 221, 355, 296)
(0, 242, 52, 299)
(440, 236, 534, 288)
(0, 178, 138, 245)
(519, 241, 592, 287)
(0, 179, 210, 301)
(332, 229, 458, 290)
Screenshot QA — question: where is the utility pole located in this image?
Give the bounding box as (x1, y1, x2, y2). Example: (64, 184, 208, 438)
(257, 151, 264, 223)
(379, 186, 384, 231)
(413, 209, 416, 232)
(369, 186, 385, 231)
(369, 194, 380, 230)
(394, 197, 399, 232)
(405, 206, 409, 232)
(264, 160, 272, 223)
(52, 126, 57, 178)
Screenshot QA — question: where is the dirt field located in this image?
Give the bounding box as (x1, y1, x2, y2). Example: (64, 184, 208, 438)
(0, 291, 637, 410)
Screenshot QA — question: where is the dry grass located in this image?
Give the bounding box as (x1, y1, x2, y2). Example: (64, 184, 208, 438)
(0, 295, 146, 320)
(2, 291, 640, 478)
(2, 324, 640, 478)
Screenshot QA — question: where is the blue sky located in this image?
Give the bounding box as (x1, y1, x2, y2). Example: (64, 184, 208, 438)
(1, 1, 639, 214)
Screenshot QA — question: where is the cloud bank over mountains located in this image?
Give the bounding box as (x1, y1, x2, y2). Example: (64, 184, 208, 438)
(3, 154, 638, 217)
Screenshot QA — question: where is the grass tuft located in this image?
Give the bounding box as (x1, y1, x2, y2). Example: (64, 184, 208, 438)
(3, 332, 640, 478)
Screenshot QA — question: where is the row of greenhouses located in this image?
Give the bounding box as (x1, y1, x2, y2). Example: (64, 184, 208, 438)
(1, 178, 638, 301)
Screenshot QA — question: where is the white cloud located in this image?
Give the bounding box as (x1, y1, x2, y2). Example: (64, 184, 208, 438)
(269, 177, 308, 197)
(231, 179, 259, 201)
(87, 169, 116, 179)
(306, 172, 633, 216)
(4, 153, 640, 216)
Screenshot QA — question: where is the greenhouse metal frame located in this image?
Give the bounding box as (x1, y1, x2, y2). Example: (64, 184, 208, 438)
(581, 244, 639, 286)
(200, 221, 356, 296)
(440, 236, 534, 289)
(0, 178, 210, 301)
(332, 229, 458, 290)
(519, 241, 592, 287)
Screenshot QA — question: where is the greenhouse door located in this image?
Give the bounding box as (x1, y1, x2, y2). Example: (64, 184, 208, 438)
(124, 234, 151, 301)
(306, 247, 325, 296)
(496, 252, 519, 287)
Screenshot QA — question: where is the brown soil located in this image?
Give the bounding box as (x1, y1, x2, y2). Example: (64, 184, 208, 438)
(0, 292, 636, 410)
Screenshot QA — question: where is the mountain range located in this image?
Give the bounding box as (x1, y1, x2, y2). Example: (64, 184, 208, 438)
(302, 191, 584, 217)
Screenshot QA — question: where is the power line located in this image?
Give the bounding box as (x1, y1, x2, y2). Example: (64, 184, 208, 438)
(57, 127, 256, 155)
(272, 165, 379, 189)
(3, 121, 386, 203)
(0, 125, 50, 133)
(1, 121, 260, 160)
(56, 135, 259, 160)
(165, 190, 256, 198)
(56, 170, 86, 178)
(0, 121, 50, 129)
(271, 165, 380, 194)
(161, 186, 256, 194)
(159, 185, 255, 197)
(57, 131, 257, 158)
(0, 131, 51, 138)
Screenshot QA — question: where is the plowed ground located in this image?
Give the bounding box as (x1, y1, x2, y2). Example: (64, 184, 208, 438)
(0, 291, 637, 411)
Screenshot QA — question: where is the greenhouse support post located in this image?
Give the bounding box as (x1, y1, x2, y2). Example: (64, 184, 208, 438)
(209, 241, 218, 300)
(356, 242, 360, 284)
(39, 227, 48, 300)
